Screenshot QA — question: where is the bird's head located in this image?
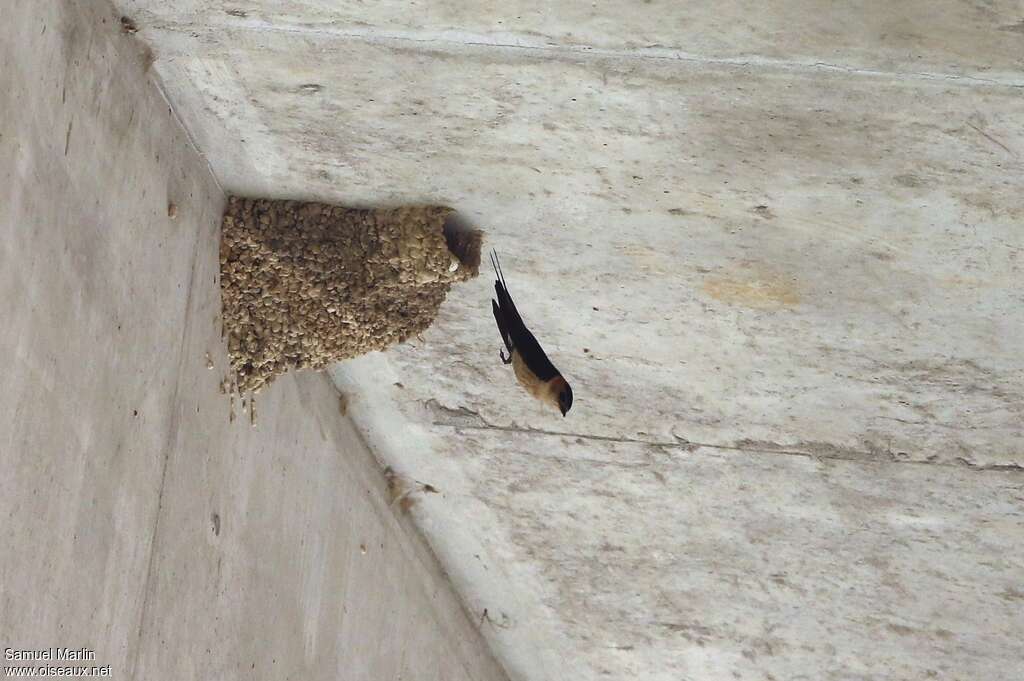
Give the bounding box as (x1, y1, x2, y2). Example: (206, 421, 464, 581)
(554, 377, 573, 417)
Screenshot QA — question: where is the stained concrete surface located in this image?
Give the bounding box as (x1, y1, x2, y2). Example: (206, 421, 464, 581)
(1, 2, 507, 680)
(43, 1, 1024, 680)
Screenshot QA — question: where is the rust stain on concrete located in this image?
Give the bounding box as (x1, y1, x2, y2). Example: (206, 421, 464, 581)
(703, 273, 799, 309)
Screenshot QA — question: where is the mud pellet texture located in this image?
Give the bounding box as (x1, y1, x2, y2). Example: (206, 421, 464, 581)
(220, 196, 481, 394)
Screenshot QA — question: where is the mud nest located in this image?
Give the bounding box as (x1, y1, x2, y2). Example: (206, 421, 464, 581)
(220, 197, 482, 393)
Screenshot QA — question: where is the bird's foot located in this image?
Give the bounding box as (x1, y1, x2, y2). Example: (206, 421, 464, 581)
(499, 349, 513, 365)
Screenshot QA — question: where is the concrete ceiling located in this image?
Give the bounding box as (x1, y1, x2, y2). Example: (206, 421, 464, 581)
(117, 1, 1023, 679)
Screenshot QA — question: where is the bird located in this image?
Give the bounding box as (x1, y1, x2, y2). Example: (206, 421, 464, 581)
(489, 250, 573, 417)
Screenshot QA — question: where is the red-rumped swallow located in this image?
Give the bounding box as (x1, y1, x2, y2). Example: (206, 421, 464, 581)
(490, 251, 573, 416)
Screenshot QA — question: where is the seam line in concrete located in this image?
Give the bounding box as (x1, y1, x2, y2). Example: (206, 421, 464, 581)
(148, 59, 226, 196)
(305, 378, 512, 681)
(433, 421, 1023, 474)
(145, 19, 1024, 89)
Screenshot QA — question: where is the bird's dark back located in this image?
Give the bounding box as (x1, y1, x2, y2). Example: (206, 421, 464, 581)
(512, 322, 560, 381)
(493, 262, 561, 381)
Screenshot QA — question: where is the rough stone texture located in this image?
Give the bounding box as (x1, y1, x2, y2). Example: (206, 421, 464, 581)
(1, 3, 506, 681)
(220, 198, 479, 392)
(106, 2, 1024, 680)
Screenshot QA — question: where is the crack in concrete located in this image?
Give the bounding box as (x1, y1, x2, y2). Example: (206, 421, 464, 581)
(966, 120, 1020, 158)
(144, 18, 1024, 89)
(425, 400, 1023, 474)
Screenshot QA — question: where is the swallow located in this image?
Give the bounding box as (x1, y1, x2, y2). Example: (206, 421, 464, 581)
(490, 250, 573, 416)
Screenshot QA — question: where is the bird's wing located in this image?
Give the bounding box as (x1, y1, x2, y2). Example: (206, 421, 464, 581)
(490, 251, 561, 381)
(491, 250, 526, 331)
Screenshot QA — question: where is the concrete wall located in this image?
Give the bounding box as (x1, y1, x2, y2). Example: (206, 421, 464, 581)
(112, 1, 1024, 679)
(0, 2, 507, 680)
